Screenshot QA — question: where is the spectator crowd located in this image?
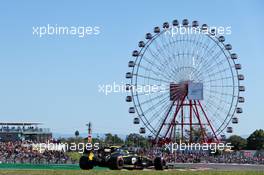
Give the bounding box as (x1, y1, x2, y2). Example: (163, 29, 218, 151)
(0, 141, 69, 164)
(0, 141, 264, 165)
(161, 151, 264, 164)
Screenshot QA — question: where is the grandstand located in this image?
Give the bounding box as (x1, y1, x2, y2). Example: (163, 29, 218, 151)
(0, 122, 52, 142)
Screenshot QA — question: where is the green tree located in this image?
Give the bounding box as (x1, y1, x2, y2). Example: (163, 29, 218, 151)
(104, 133, 124, 145)
(113, 134, 124, 145)
(66, 152, 81, 163)
(227, 135, 247, 150)
(247, 129, 264, 150)
(125, 133, 150, 148)
(75, 130, 80, 138)
(65, 137, 84, 144)
(190, 127, 207, 143)
(92, 136, 103, 145)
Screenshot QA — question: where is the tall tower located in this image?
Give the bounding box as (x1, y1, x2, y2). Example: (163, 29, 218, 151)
(86, 122, 92, 143)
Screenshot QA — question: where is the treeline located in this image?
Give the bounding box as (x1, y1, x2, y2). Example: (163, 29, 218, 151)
(227, 129, 264, 150)
(59, 132, 150, 148)
(58, 129, 264, 151)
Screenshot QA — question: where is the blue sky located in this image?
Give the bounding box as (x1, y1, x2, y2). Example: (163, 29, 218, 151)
(0, 0, 263, 136)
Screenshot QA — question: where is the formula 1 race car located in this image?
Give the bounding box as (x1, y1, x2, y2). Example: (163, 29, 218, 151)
(79, 146, 166, 170)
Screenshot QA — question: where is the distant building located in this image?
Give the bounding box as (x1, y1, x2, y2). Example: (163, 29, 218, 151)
(0, 122, 52, 142)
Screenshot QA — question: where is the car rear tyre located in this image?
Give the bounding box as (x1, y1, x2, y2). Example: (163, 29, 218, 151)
(79, 156, 94, 170)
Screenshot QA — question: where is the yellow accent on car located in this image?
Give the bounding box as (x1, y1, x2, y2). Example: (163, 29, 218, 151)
(88, 152, 94, 160)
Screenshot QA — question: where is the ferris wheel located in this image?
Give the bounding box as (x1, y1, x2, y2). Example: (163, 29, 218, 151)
(126, 19, 245, 144)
